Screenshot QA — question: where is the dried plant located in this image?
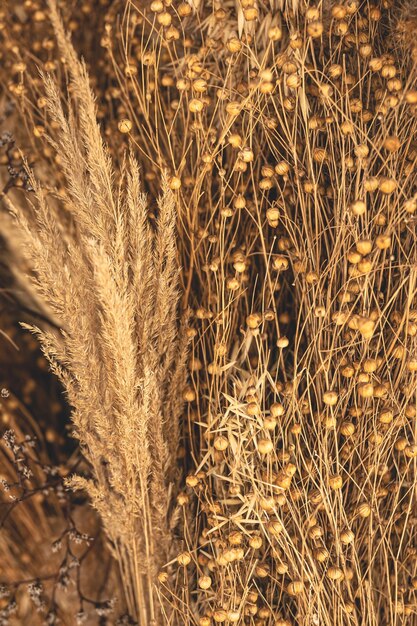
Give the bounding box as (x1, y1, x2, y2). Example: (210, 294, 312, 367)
(1, 1, 417, 626)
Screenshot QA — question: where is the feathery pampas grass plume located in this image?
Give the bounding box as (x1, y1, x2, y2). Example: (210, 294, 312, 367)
(6, 1, 189, 623)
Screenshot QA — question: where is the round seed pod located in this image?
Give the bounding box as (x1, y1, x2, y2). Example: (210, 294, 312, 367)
(270, 403, 284, 417)
(273, 255, 289, 270)
(247, 402, 260, 415)
(340, 529, 355, 544)
(158, 571, 169, 583)
(227, 611, 240, 622)
(329, 474, 343, 490)
(213, 609, 227, 623)
(263, 415, 277, 431)
(356, 502, 371, 517)
(268, 26, 283, 40)
(379, 177, 397, 194)
(358, 382, 374, 398)
(255, 563, 270, 578)
(244, 7, 258, 20)
(267, 519, 283, 535)
(327, 566, 344, 580)
(307, 21, 323, 37)
(198, 576, 212, 590)
(258, 439, 274, 454)
(363, 358, 378, 373)
(286, 74, 301, 89)
(356, 239, 373, 255)
(276, 561, 289, 574)
(178, 552, 192, 566)
(309, 525, 323, 539)
(405, 91, 417, 104)
(314, 547, 329, 562)
(287, 580, 304, 595)
(375, 234, 391, 250)
(340, 421, 355, 436)
(118, 118, 132, 133)
(249, 535, 263, 549)
(323, 391, 338, 406)
(395, 437, 408, 451)
(189, 98, 204, 113)
(186, 474, 199, 488)
(259, 496, 275, 511)
(379, 407, 394, 424)
(246, 314, 262, 329)
(350, 200, 366, 216)
(369, 57, 383, 71)
(341, 120, 354, 135)
(214, 436, 228, 451)
(383, 136, 400, 152)
(277, 336, 289, 348)
(405, 444, 417, 458)
(332, 4, 347, 19)
(178, 2, 192, 16)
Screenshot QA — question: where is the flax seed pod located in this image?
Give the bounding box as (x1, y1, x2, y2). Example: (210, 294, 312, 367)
(249, 535, 263, 549)
(178, 552, 192, 566)
(340, 421, 355, 436)
(379, 177, 397, 194)
(258, 439, 274, 454)
(198, 576, 212, 590)
(214, 436, 228, 451)
(323, 390, 338, 406)
(327, 566, 344, 581)
(356, 502, 371, 518)
(314, 547, 329, 562)
(329, 474, 343, 490)
(266, 206, 280, 227)
(340, 529, 355, 544)
(350, 200, 366, 216)
(118, 118, 132, 133)
(287, 580, 304, 596)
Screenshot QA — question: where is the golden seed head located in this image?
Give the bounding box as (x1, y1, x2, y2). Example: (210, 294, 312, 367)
(340, 421, 355, 436)
(213, 609, 227, 623)
(350, 200, 366, 216)
(268, 26, 282, 41)
(198, 575, 212, 590)
(323, 390, 338, 406)
(356, 502, 371, 517)
(246, 314, 262, 329)
(375, 234, 391, 250)
(340, 528, 355, 544)
(327, 566, 344, 580)
(329, 474, 343, 489)
(314, 547, 329, 562)
(177, 552, 192, 566)
(287, 580, 304, 595)
(379, 177, 397, 194)
(249, 535, 263, 549)
(356, 239, 373, 255)
(258, 438, 274, 454)
(158, 571, 169, 583)
(227, 37, 242, 53)
(118, 118, 132, 133)
(189, 98, 204, 113)
(213, 435, 229, 451)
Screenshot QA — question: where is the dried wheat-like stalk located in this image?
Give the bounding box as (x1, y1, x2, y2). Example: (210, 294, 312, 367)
(6, 2, 188, 622)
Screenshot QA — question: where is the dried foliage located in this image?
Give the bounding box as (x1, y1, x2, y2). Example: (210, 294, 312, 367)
(1, 1, 417, 626)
